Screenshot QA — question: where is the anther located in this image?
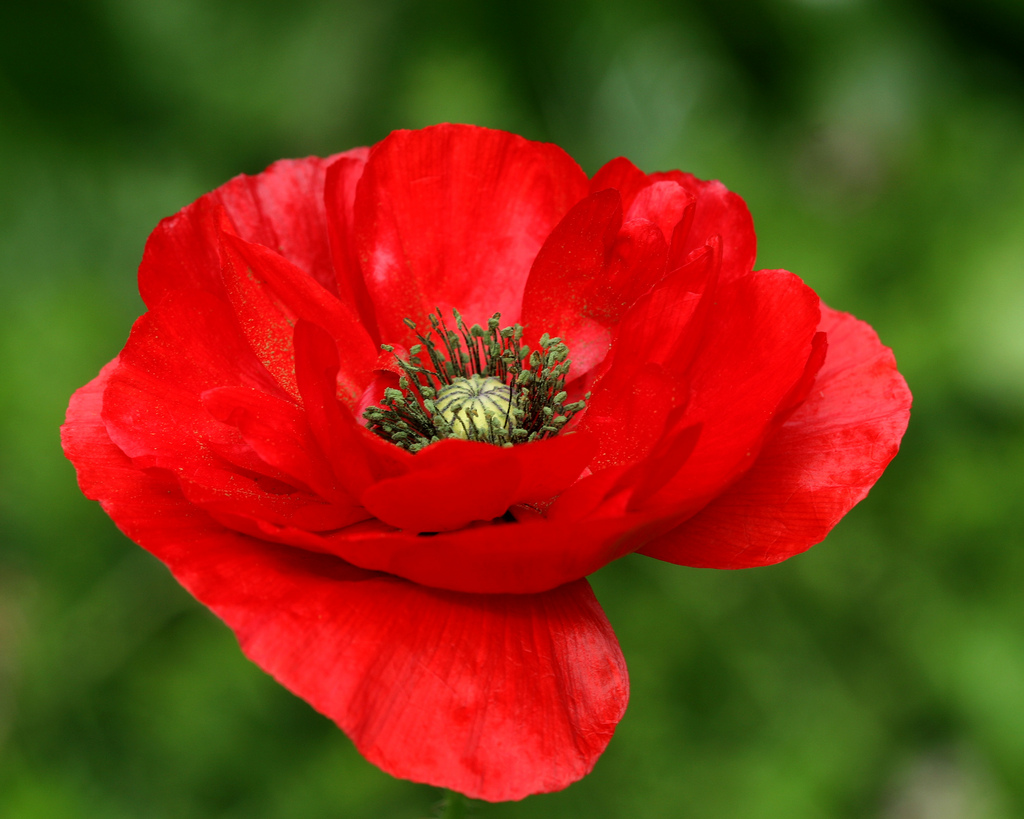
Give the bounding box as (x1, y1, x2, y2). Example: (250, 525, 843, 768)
(363, 308, 589, 452)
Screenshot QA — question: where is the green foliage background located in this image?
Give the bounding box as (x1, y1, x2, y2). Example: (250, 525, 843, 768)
(2, 0, 1023, 816)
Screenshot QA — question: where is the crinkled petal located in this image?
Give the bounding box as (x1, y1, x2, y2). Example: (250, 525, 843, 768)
(62, 362, 629, 803)
(354, 124, 589, 345)
(578, 242, 717, 472)
(623, 269, 821, 514)
(323, 151, 380, 340)
(590, 157, 755, 282)
(640, 305, 912, 567)
(649, 168, 756, 283)
(520, 191, 671, 376)
(360, 440, 523, 533)
(219, 232, 377, 409)
(258, 509, 660, 595)
(201, 386, 340, 500)
(139, 153, 362, 308)
(358, 432, 597, 534)
(179, 466, 367, 532)
(102, 289, 285, 472)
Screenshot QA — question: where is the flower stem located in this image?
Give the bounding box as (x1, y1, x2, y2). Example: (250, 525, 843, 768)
(437, 789, 469, 819)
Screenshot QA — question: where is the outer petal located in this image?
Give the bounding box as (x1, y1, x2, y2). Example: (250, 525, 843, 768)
(590, 157, 755, 282)
(62, 363, 629, 802)
(578, 242, 716, 472)
(323, 151, 380, 339)
(519, 190, 670, 376)
(360, 440, 523, 533)
(219, 232, 377, 409)
(650, 169, 756, 282)
(519, 190, 623, 374)
(178, 466, 367, 532)
(259, 505, 670, 595)
(621, 269, 822, 514)
(201, 385, 340, 500)
(102, 289, 286, 473)
(139, 153, 363, 307)
(359, 432, 597, 534)
(640, 305, 912, 567)
(354, 124, 589, 345)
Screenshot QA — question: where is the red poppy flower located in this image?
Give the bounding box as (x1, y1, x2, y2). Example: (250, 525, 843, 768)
(62, 124, 911, 802)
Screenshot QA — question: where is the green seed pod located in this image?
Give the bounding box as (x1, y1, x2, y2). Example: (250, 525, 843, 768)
(435, 374, 513, 441)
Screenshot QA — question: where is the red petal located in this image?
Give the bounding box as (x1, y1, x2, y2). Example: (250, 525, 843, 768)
(138, 195, 226, 309)
(650, 169, 756, 284)
(102, 289, 284, 472)
(520, 191, 672, 377)
(506, 430, 597, 504)
(262, 509, 654, 594)
(354, 124, 589, 345)
(179, 466, 367, 532)
(640, 305, 912, 567)
(358, 432, 597, 534)
(603, 218, 673, 315)
(519, 190, 622, 373)
(201, 386, 340, 500)
(581, 363, 679, 472)
(324, 151, 380, 341)
(360, 439, 522, 533)
(139, 153, 362, 308)
(578, 243, 717, 471)
(625, 421, 703, 510)
(292, 320, 409, 496)
(545, 465, 633, 524)
(625, 269, 821, 513)
(589, 156, 648, 203)
(62, 365, 628, 801)
(590, 157, 755, 285)
(625, 179, 695, 253)
(220, 232, 377, 409)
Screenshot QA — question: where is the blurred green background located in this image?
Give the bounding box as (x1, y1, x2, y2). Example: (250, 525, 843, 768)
(2, 0, 1023, 816)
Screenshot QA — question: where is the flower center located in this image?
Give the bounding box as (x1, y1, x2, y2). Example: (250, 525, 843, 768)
(363, 309, 589, 453)
(436, 374, 512, 441)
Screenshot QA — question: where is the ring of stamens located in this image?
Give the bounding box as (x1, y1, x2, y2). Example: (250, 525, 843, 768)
(363, 309, 589, 453)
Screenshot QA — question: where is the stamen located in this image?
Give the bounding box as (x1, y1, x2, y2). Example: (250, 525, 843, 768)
(363, 309, 590, 452)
